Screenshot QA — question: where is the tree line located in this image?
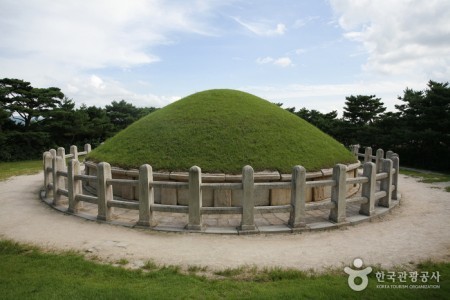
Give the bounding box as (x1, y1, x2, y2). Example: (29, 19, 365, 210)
(280, 80, 449, 172)
(0, 78, 157, 161)
(1, 78, 449, 171)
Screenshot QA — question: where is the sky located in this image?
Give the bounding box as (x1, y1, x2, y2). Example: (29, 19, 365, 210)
(1, 0, 449, 114)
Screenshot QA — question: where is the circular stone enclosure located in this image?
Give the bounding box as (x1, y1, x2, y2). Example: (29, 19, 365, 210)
(41, 89, 400, 234)
(83, 161, 361, 207)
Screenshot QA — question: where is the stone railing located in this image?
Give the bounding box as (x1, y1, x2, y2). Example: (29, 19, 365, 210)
(41, 144, 400, 234)
(82, 160, 361, 206)
(42, 144, 91, 202)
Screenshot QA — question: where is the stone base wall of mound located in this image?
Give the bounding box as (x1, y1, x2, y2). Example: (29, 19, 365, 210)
(83, 162, 360, 207)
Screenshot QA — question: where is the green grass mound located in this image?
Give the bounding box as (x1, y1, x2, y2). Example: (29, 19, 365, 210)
(87, 89, 356, 173)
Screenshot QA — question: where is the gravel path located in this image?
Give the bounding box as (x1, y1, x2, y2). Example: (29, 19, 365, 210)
(0, 172, 449, 271)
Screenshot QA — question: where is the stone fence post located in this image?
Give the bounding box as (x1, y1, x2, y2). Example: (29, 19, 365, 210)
(240, 165, 255, 231)
(67, 159, 82, 213)
(70, 145, 78, 161)
(187, 166, 202, 230)
(386, 150, 394, 160)
(43, 151, 53, 198)
(350, 145, 360, 158)
(84, 144, 91, 154)
(97, 162, 113, 221)
(375, 149, 384, 173)
(364, 147, 372, 163)
(379, 159, 393, 207)
(392, 155, 400, 200)
(57, 147, 67, 170)
(359, 162, 376, 216)
(289, 165, 306, 228)
(329, 164, 347, 223)
(138, 164, 154, 227)
(52, 156, 64, 205)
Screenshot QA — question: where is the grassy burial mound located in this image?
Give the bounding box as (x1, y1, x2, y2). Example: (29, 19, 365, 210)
(87, 89, 356, 173)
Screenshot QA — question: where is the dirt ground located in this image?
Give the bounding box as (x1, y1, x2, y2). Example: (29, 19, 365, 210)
(0, 172, 449, 271)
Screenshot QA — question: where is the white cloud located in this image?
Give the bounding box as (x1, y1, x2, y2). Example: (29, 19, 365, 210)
(0, 0, 223, 105)
(330, 0, 450, 80)
(90, 75, 105, 90)
(65, 75, 180, 108)
(0, 1, 194, 71)
(256, 57, 274, 64)
(273, 57, 293, 67)
(256, 56, 293, 67)
(233, 17, 286, 36)
(272, 24, 287, 36)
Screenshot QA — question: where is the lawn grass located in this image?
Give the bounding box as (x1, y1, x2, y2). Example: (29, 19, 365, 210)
(400, 168, 450, 192)
(400, 169, 450, 183)
(0, 160, 42, 181)
(0, 239, 448, 299)
(87, 89, 356, 173)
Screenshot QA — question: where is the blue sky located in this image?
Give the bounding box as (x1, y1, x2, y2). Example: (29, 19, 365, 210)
(1, 0, 449, 114)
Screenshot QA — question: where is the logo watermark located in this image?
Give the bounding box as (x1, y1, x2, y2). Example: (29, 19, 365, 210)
(375, 270, 441, 289)
(344, 258, 441, 291)
(344, 258, 372, 291)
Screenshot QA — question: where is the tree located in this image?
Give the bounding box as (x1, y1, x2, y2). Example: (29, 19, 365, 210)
(0, 107, 10, 132)
(396, 81, 450, 134)
(394, 81, 450, 170)
(43, 97, 89, 147)
(295, 108, 338, 127)
(106, 100, 157, 132)
(0, 78, 64, 129)
(343, 95, 386, 125)
(280, 106, 350, 144)
(79, 105, 114, 146)
(0, 77, 164, 161)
